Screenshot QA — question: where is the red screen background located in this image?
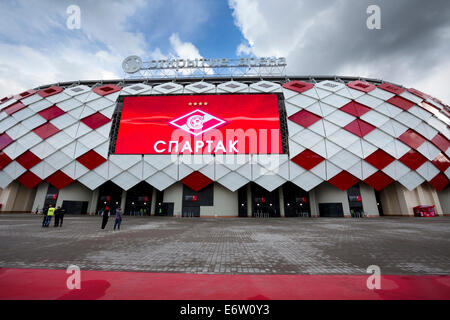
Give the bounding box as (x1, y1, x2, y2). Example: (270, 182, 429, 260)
(115, 94, 282, 154)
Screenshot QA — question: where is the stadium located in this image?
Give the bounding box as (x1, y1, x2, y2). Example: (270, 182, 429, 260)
(0, 74, 448, 218)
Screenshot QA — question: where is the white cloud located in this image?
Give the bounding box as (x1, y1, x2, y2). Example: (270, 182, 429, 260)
(0, 0, 210, 98)
(169, 33, 203, 59)
(228, 0, 450, 104)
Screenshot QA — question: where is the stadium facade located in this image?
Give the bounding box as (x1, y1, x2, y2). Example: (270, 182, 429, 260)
(0, 76, 449, 217)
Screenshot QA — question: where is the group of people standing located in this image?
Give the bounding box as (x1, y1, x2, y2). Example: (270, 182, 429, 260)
(40, 205, 123, 231)
(41, 205, 66, 227)
(101, 206, 123, 231)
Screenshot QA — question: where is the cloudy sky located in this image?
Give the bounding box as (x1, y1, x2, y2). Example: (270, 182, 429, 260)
(0, 0, 449, 103)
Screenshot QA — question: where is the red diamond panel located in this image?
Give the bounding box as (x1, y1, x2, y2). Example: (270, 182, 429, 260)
(387, 96, 415, 111)
(378, 83, 405, 95)
(429, 173, 449, 192)
(1, 96, 11, 104)
(33, 122, 60, 140)
(17, 171, 42, 189)
(364, 171, 394, 191)
(37, 86, 63, 98)
(431, 134, 450, 153)
(38, 105, 65, 121)
(282, 80, 314, 94)
(46, 170, 74, 189)
(328, 171, 359, 191)
(0, 152, 12, 170)
(365, 149, 395, 170)
(93, 84, 121, 97)
(419, 101, 439, 115)
(408, 88, 429, 100)
(399, 150, 427, 170)
(344, 119, 375, 137)
(81, 112, 111, 130)
(181, 171, 213, 192)
(398, 129, 426, 150)
(13, 90, 36, 101)
(16, 151, 41, 170)
(76, 150, 106, 170)
(291, 149, 324, 170)
(288, 110, 321, 128)
(0, 133, 14, 151)
(340, 101, 371, 117)
(347, 80, 376, 93)
(3, 101, 26, 116)
(432, 153, 450, 173)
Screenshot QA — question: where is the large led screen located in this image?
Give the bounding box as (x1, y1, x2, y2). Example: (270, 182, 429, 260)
(114, 94, 282, 154)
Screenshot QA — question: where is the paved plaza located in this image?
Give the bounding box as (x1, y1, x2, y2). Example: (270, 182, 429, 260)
(0, 214, 449, 275)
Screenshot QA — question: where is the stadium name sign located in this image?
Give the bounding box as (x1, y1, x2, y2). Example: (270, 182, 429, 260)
(122, 55, 286, 74)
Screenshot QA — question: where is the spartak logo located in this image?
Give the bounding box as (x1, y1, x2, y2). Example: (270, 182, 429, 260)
(169, 107, 226, 136)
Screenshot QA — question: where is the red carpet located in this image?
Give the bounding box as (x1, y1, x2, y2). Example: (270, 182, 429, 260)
(0, 268, 449, 300)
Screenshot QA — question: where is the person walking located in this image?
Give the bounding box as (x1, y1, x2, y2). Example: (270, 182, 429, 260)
(54, 206, 61, 227)
(101, 206, 110, 229)
(41, 206, 48, 227)
(114, 207, 123, 231)
(44, 205, 55, 227)
(59, 206, 66, 227)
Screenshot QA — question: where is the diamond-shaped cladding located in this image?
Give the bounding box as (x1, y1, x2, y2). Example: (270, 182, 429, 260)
(46, 170, 74, 189)
(0, 152, 12, 170)
(93, 84, 121, 97)
(340, 101, 371, 117)
(398, 129, 426, 150)
(344, 119, 375, 137)
(4, 101, 27, 116)
(181, 171, 213, 192)
(431, 134, 450, 153)
(14, 89, 36, 100)
(291, 149, 324, 170)
(408, 88, 429, 100)
(387, 96, 415, 111)
(33, 122, 60, 140)
(378, 83, 405, 95)
(16, 151, 41, 170)
(347, 80, 376, 93)
(0, 133, 14, 151)
(17, 171, 42, 189)
(399, 150, 427, 170)
(432, 153, 450, 172)
(81, 112, 111, 130)
(38, 105, 65, 121)
(76, 150, 106, 170)
(365, 149, 395, 170)
(328, 171, 359, 191)
(364, 171, 394, 191)
(37, 86, 63, 98)
(282, 80, 314, 94)
(429, 173, 449, 192)
(288, 110, 321, 128)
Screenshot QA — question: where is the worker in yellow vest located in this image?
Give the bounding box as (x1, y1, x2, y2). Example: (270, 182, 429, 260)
(44, 205, 56, 227)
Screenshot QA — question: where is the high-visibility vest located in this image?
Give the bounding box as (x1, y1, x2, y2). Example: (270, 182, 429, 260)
(47, 207, 56, 216)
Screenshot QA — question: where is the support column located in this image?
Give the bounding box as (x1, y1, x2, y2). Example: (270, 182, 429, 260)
(150, 188, 157, 216)
(120, 190, 126, 211)
(279, 186, 285, 217)
(88, 188, 99, 215)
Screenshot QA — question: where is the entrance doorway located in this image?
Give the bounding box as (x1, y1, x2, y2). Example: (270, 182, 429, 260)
(347, 184, 364, 217)
(319, 203, 344, 217)
(282, 182, 310, 217)
(238, 186, 248, 217)
(96, 181, 123, 214)
(124, 181, 153, 216)
(181, 183, 214, 218)
(251, 183, 280, 217)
